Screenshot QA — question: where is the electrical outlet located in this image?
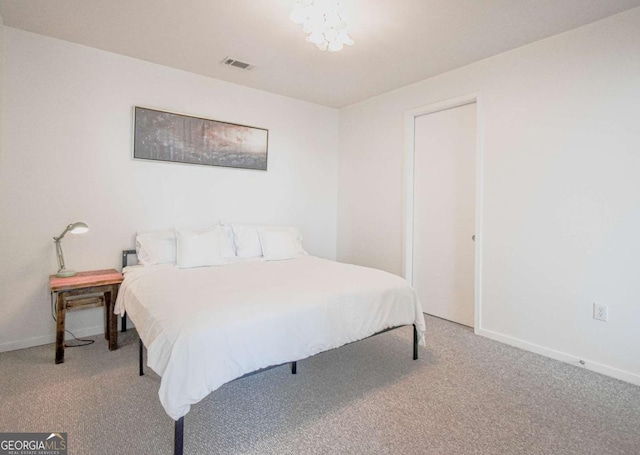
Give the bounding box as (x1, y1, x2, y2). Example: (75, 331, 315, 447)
(593, 303, 608, 322)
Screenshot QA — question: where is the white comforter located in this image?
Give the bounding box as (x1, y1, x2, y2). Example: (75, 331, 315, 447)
(115, 256, 425, 420)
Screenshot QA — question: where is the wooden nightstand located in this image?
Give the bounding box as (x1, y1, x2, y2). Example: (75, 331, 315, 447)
(49, 269, 124, 364)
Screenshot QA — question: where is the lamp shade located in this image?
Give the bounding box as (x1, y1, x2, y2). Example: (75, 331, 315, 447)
(69, 222, 89, 234)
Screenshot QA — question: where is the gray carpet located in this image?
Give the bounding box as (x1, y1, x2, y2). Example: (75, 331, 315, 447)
(1, 315, 639, 455)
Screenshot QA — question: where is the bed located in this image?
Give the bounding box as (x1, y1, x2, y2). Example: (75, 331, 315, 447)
(115, 249, 426, 455)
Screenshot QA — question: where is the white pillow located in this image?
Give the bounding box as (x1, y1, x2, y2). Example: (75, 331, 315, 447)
(136, 229, 177, 266)
(175, 226, 234, 268)
(231, 224, 263, 258)
(258, 226, 304, 261)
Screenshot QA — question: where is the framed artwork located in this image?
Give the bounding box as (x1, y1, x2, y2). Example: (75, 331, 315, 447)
(133, 106, 268, 170)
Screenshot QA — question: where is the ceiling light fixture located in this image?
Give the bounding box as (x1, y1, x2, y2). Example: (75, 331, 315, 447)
(290, 0, 354, 52)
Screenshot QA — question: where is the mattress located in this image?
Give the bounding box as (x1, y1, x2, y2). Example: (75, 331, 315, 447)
(115, 256, 425, 420)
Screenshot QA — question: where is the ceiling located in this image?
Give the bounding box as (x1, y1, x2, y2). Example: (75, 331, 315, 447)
(1, 0, 639, 108)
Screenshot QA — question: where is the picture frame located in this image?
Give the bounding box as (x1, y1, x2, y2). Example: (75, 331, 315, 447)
(133, 106, 268, 171)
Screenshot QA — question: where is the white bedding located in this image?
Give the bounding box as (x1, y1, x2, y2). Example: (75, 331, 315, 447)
(115, 256, 425, 420)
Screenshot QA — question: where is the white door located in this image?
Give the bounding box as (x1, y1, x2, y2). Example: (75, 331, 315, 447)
(413, 103, 476, 327)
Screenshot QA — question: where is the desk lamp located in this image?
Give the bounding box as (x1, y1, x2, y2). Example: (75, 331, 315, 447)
(54, 222, 89, 277)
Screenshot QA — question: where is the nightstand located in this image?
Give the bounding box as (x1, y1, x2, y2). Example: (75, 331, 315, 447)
(49, 269, 124, 364)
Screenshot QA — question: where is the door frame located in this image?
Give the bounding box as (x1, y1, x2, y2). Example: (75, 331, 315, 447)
(403, 93, 484, 331)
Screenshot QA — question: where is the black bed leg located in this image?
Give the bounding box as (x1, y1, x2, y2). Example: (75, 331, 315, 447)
(174, 417, 184, 455)
(139, 337, 144, 376)
(291, 361, 297, 374)
(413, 324, 419, 360)
(121, 312, 127, 332)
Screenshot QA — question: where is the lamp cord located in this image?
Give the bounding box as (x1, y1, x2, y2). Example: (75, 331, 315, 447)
(50, 292, 95, 348)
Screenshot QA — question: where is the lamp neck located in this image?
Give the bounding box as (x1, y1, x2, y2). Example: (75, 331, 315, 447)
(54, 237, 66, 272)
(54, 224, 73, 241)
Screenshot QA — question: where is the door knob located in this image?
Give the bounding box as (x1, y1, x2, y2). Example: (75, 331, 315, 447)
(472, 235, 475, 241)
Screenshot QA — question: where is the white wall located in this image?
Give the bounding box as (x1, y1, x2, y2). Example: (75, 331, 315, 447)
(0, 28, 339, 351)
(338, 8, 640, 384)
(0, 14, 4, 164)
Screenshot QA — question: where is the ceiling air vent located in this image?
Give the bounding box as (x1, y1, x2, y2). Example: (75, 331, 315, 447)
(221, 57, 255, 71)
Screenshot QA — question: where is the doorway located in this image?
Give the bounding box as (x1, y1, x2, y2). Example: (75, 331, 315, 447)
(405, 98, 479, 328)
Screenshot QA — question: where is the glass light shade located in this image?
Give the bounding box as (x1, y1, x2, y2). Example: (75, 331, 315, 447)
(308, 32, 325, 44)
(291, 0, 354, 52)
(306, 5, 320, 17)
(324, 12, 340, 28)
(328, 40, 344, 52)
(324, 28, 339, 41)
(339, 31, 354, 46)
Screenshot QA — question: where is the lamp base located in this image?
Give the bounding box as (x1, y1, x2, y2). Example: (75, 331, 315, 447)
(56, 269, 77, 278)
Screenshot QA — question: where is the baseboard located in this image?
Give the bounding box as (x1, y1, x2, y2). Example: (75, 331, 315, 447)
(475, 327, 640, 386)
(0, 316, 132, 353)
(0, 325, 103, 353)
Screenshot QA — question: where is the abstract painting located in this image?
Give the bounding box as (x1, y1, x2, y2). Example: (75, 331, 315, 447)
(133, 107, 268, 170)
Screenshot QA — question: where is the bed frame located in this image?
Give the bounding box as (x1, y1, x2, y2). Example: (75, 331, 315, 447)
(121, 249, 419, 455)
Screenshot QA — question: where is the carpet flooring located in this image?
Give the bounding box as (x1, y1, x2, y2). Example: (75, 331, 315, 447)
(1, 315, 639, 455)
